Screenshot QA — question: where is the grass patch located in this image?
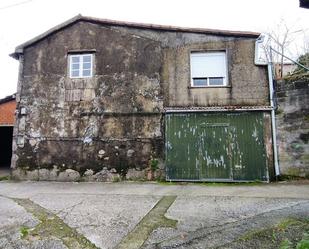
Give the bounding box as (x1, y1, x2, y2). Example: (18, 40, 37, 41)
(296, 233, 309, 249)
(237, 218, 309, 249)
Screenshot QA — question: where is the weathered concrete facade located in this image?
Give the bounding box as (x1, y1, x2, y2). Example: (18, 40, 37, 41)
(11, 16, 272, 181)
(276, 78, 309, 177)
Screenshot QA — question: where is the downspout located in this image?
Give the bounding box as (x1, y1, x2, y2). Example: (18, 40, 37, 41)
(267, 61, 280, 177)
(255, 36, 280, 178)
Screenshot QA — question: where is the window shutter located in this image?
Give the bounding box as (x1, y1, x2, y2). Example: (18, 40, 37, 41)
(190, 52, 227, 86)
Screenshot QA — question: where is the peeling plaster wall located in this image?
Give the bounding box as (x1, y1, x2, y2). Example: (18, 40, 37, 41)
(12, 20, 271, 181)
(163, 40, 269, 107)
(111, 26, 269, 107)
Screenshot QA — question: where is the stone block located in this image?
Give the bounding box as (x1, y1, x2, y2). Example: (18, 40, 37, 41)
(125, 168, 146, 180)
(58, 169, 80, 181)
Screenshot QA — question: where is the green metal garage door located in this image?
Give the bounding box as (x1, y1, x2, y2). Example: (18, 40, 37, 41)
(165, 112, 269, 182)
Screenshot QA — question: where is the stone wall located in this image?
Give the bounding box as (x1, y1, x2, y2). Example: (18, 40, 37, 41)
(276, 78, 309, 177)
(12, 22, 164, 181)
(11, 19, 270, 181)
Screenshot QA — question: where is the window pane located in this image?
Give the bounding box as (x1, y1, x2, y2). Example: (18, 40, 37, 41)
(193, 78, 207, 86)
(83, 69, 91, 77)
(71, 70, 79, 77)
(69, 54, 93, 78)
(72, 63, 79, 70)
(209, 77, 224, 86)
(83, 62, 91, 69)
(83, 55, 91, 62)
(71, 56, 80, 63)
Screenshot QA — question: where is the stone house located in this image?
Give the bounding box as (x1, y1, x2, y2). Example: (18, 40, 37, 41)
(10, 15, 274, 182)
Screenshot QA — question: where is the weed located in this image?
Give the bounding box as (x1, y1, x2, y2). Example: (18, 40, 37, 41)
(280, 238, 292, 249)
(296, 233, 309, 249)
(20, 226, 29, 239)
(149, 158, 159, 172)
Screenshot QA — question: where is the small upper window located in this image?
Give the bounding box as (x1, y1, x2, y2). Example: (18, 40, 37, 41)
(69, 54, 93, 78)
(190, 51, 227, 87)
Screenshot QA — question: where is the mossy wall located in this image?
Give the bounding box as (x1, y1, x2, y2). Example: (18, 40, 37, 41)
(276, 79, 309, 178)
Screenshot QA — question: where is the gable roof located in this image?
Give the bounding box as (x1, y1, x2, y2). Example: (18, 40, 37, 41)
(10, 14, 260, 59)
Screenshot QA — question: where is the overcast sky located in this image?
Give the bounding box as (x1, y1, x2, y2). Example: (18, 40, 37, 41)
(0, 0, 308, 99)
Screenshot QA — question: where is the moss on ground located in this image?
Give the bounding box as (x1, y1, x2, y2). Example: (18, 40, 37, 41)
(116, 195, 177, 249)
(14, 198, 98, 249)
(0, 175, 10, 181)
(279, 175, 309, 181)
(227, 218, 309, 249)
(14, 195, 177, 249)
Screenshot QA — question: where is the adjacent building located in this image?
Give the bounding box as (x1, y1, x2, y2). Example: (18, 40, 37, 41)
(0, 94, 16, 169)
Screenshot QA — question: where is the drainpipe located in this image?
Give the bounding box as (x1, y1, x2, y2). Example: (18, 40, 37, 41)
(255, 36, 280, 177)
(267, 61, 280, 177)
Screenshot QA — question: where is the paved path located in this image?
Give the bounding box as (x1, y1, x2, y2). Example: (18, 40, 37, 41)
(0, 167, 10, 178)
(0, 181, 308, 249)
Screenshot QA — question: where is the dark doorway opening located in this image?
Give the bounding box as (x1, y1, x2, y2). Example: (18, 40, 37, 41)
(0, 126, 13, 176)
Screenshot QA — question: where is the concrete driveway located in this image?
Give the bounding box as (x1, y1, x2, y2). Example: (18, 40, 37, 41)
(0, 181, 308, 249)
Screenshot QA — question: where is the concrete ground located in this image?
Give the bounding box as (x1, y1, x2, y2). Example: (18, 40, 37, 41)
(0, 166, 10, 178)
(0, 181, 308, 249)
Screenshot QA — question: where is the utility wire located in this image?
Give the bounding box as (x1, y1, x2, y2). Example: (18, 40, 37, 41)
(0, 0, 33, 10)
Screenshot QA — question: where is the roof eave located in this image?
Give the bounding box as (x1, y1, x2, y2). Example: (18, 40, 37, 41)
(10, 14, 260, 60)
(10, 14, 83, 60)
(10, 49, 22, 60)
(82, 15, 260, 38)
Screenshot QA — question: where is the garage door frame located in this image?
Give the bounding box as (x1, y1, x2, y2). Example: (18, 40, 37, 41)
(165, 111, 270, 182)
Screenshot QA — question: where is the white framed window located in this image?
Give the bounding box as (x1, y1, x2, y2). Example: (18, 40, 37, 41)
(190, 51, 227, 87)
(69, 54, 93, 78)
